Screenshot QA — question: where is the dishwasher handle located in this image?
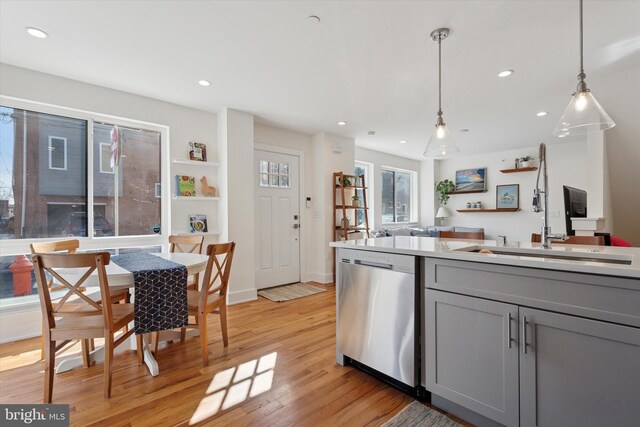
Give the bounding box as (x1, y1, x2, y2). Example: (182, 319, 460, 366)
(353, 259, 393, 270)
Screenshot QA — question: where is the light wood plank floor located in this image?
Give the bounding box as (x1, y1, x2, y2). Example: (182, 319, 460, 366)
(0, 284, 469, 426)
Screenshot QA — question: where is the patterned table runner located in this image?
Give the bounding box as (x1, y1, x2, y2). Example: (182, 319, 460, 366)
(111, 253, 188, 334)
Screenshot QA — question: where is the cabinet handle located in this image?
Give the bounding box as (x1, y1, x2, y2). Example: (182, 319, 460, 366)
(522, 315, 527, 354)
(507, 312, 512, 348)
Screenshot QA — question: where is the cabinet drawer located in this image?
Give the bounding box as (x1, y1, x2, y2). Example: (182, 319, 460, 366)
(425, 258, 640, 327)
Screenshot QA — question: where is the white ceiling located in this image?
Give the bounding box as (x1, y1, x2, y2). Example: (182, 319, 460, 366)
(1, 0, 639, 159)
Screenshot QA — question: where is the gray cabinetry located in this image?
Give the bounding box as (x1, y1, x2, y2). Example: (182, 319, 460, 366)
(520, 307, 640, 427)
(426, 289, 519, 427)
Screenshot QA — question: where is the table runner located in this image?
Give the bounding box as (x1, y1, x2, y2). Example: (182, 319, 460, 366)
(111, 253, 188, 334)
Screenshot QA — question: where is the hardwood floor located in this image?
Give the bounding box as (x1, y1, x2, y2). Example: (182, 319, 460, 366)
(0, 284, 469, 426)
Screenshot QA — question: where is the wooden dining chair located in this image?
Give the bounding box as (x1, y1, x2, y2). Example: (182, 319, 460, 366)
(439, 231, 485, 240)
(32, 252, 143, 402)
(531, 233, 605, 245)
(155, 242, 235, 366)
(30, 239, 129, 360)
(169, 235, 204, 290)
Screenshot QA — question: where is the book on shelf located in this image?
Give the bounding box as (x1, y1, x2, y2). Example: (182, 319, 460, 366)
(189, 142, 207, 162)
(175, 175, 197, 196)
(189, 214, 208, 233)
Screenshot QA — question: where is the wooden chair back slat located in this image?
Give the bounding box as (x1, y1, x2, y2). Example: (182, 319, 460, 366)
(199, 242, 236, 311)
(438, 231, 485, 240)
(531, 233, 605, 245)
(169, 235, 204, 254)
(30, 239, 81, 292)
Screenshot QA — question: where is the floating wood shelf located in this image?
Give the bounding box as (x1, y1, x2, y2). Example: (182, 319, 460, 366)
(448, 189, 488, 195)
(457, 208, 520, 213)
(500, 167, 537, 173)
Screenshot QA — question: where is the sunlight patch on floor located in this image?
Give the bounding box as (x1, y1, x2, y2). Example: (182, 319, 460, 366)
(190, 352, 277, 425)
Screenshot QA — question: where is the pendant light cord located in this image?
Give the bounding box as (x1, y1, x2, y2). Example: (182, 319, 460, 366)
(579, 0, 584, 76)
(438, 37, 442, 116)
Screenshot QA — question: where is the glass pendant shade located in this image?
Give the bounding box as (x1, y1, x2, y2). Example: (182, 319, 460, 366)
(554, 90, 615, 136)
(423, 123, 459, 158)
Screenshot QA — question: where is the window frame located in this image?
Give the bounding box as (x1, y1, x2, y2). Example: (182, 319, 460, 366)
(381, 166, 416, 225)
(47, 135, 68, 170)
(0, 95, 171, 258)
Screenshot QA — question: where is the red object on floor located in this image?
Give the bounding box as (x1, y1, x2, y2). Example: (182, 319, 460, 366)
(9, 254, 34, 296)
(610, 236, 632, 247)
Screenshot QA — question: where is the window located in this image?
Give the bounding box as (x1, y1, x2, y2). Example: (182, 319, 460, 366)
(259, 160, 289, 188)
(382, 168, 413, 224)
(48, 136, 67, 170)
(354, 161, 373, 227)
(0, 100, 167, 306)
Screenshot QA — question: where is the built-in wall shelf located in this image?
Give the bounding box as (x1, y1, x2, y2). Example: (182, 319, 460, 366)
(448, 189, 488, 195)
(172, 159, 220, 167)
(500, 167, 537, 173)
(172, 196, 220, 201)
(457, 208, 520, 213)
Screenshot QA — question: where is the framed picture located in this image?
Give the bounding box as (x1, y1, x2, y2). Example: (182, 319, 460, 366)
(496, 184, 519, 209)
(188, 142, 207, 162)
(455, 168, 487, 191)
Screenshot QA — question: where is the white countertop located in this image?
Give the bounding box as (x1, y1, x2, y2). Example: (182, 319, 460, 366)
(330, 236, 640, 279)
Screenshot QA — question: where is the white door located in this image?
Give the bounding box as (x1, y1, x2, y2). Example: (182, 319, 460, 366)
(254, 150, 300, 289)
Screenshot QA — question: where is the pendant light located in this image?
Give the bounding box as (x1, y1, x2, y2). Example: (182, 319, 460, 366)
(554, 0, 615, 137)
(424, 28, 459, 158)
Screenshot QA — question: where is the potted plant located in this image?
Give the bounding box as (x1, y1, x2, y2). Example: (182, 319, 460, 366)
(337, 176, 352, 187)
(518, 156, 535, 168)
(436, 179, 455, 206)
(352, 194, 360, 207)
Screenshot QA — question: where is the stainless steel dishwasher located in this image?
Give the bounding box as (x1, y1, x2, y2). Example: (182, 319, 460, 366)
(336, 248, 420, 393)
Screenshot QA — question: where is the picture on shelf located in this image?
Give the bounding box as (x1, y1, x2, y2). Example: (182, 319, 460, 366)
(176, 175, 196, 196)
(188, 142, 207, 162)
(496, 184, 519, 209)
(455, 168, 487, 191)
(189, 214, 208, 233)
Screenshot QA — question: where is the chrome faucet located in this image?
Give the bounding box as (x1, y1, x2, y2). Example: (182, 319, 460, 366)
(532, 142, 565, 249)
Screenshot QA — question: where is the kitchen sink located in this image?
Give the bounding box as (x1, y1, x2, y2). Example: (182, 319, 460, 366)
(455, 245, 633, 265)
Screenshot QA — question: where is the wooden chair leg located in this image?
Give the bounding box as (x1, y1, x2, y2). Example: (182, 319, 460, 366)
(44, 337, 55, 403)
(104, 333, 114, 399)
(153, 332, 160, 355)
(199, 314, 209, 366)
(81, 339, 91, 368)
(219, 304, 229, 347)
(136, 334, 144, 364)
(40, 323, 45, 361)
(180, 327, 187, 342)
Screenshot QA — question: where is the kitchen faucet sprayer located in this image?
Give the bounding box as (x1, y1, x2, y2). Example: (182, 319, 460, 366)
(532, 142, 565, 248)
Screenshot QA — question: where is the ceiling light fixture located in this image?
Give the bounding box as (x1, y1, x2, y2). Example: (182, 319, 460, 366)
(368, 131, 376, 136)
(424, 28, 459, 158)
(198, 80, 211, 87)
(460, 129, 470, 133)
(337, 121, 347, 126)
(498, 70, 513, 78)
(400, 140, 407, 144)
(536, 111, 548, 117)
(554, 0, 614, 136)
(306, 15, 321, 24)
(26, 27, 48, 38)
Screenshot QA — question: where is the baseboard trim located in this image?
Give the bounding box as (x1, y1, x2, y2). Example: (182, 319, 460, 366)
(313, 272, 334, 284)
(228, 288, 258, 305)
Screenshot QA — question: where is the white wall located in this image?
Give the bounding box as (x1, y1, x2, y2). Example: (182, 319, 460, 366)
(437, 141, 589, 243)
(355, 147, 421, 230)
(254, 122, 314, 283)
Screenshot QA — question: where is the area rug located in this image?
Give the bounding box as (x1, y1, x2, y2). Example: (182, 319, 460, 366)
(382, 401, 463, 427)
(258, 282, 326, 302)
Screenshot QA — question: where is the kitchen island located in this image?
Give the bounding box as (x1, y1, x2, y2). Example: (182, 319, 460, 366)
(331, 236, 640, 427)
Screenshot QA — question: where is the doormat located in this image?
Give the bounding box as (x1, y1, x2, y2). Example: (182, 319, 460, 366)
(382, 401, 464, 427)
(258, 283, 326, 302)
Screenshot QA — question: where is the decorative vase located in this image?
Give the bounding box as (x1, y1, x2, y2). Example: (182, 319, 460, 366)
(519, 160, 532, 168)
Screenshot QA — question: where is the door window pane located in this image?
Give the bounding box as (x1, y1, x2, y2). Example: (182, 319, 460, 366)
(0, 106, 88, 240)
(93, 123, 161, 236)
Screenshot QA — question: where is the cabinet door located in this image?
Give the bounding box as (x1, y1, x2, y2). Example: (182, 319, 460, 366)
(520, 307, 640, 427)
(426, 290, 520, 427)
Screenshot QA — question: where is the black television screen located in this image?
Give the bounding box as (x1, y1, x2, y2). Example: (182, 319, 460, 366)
(563, 186, 587, 236)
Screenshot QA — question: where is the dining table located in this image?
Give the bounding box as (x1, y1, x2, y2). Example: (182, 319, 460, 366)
(54, 252, 209, 377)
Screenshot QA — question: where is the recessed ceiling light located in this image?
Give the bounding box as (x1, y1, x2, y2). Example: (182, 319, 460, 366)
(400, 140, 407, 144)
(337, 121, 347, 126)
(536, 111, 548, 117)
(306, 15, 321, 24)
(198, 80, 211, 87)
(26, 27, 48, 38)
(498, 70, 513, 78)
(368, 131, 376, 136)
(558, 134, 568, 138)
(460, 129, 470, 133)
